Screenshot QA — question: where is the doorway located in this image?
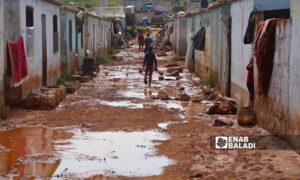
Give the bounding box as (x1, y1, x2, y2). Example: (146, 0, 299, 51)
(41, 14, 47, 86)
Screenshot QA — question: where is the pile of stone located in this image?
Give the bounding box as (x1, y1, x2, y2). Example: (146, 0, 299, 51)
(22, 86, 66, 110)
(157, 89, 170, 100)
(201, 86, 237, 115)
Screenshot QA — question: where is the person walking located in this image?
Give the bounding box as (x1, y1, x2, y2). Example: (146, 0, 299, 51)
(138, 32, 145, 51)
(246, 58, 254, 108)
(143, 46, 157, 88)
(144, 34, 153, 53)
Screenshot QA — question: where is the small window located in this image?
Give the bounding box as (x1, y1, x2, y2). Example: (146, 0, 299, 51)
(53, 15, 58, 33)
(53, 15, 59, 53)
(69, 20, 73, 52)
(263, 9, 290, 20)
(26, 6, 34, 27)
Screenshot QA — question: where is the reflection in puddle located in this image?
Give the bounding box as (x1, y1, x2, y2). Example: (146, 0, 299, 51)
(98, 100, 144, 109)
(54, 130, 173, 177)
(121, 90, 156, 99)
(154, 100, 185, 111)
(0, 127, 174, 178)
(121, 91, 146, 99)
(70, 99, 145, 109)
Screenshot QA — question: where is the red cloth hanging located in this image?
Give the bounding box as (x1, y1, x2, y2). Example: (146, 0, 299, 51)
(254, 19, 278, 96)
(7, 36, 28, 87)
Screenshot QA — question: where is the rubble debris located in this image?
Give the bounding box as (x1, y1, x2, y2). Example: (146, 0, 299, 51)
(150, 95, 159, 99)
(159, 71, 164, 76)
(179, 93, 191, 101)
(113, 78, 121, 82)
(165, 62, 179, 68)
(157, 89, 169, 100)
(214, 95, 236, 104)
(207, 92, 219, 101)
(206, 102, 237, 115)
(81, 123, 92, 128)
(213, 119, 234, 127)
(22, 87, 66, 110)
(191, 95, 205, 102)
(158, 75, 165, 81)
(177, 87, 185, 91)
(176, 76, 182, 80)
(202, 87, 214, 96)
(167, 67, 183, 73)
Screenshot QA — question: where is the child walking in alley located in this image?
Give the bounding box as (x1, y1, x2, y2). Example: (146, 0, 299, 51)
(143, 46, 157, 88)
(138, 32, 145, 51)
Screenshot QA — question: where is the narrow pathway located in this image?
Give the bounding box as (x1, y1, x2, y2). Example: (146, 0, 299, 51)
(0, 45, 300, 179)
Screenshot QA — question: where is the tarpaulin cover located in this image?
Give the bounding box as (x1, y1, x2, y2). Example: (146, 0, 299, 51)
(254, 19, 278, 96)
(76, 11, 86, 33)
(244, 11, 256, 44)
(7, 36, 28, 87)
(193, 26, 206, 51)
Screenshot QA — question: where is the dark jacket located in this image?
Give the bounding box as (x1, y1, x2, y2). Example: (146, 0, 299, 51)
(144, 37, 153, 47)
(143, 51, 157, 68)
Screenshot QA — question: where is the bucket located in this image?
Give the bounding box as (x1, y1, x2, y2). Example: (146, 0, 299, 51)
(237, 107, 254, 126)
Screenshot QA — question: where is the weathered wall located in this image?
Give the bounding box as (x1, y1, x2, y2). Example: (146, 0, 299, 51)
(0, 0, 5, 116)
(209, 5, 231, 96)
(98, 19, 111, 55)
(21, 0, 61, 92)
(255, 20, 291, 136)
(4, 0, 60, 103)
(4, 0, 22, 105)
(175, 18, 187, 57)
(60, 9, 76, 76)
(288, 0, 300, 143)
(185, 12, 211, 78)
(194, 27, 211, 80)
(85, 16, 105, 58)
(230, 0, 254, 106)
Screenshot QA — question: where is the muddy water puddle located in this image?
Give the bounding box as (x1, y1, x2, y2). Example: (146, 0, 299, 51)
(0, 127, 174, 178)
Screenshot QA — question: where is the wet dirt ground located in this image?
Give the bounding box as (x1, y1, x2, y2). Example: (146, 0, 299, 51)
(1, 44, 300, 179)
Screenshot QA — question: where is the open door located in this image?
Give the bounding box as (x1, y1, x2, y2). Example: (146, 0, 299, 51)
(41, 14, 47, 86)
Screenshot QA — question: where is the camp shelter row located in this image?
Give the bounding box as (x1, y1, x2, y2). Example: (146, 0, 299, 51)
(0, 0, 113, 116)
(169, 0, 300, 148)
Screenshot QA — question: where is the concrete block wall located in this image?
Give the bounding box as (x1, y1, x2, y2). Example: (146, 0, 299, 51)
(209, 5, 231, 96)
(255, 20, 291, 135)
(194, 27, 211, 80)
(288, 0, 300, 145)
(0, 0, 5, 116)
(60, 9, 76, 76)
(175, 18, 187, 57)
(230, 0, 254, 107)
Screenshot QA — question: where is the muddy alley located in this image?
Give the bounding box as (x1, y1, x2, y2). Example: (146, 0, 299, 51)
(1, 44, 300, 180)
